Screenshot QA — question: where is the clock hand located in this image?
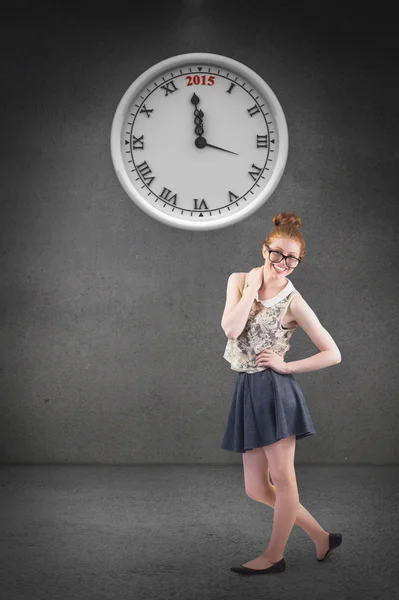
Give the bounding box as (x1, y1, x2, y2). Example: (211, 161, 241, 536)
(191, 93, 238, 155)
(195, 136, 239, 155)
(191, 93, 205, 138)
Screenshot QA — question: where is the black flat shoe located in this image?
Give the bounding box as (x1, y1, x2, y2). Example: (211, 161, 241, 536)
(231, 557, 286, 575)
(317, 532, 343, 562)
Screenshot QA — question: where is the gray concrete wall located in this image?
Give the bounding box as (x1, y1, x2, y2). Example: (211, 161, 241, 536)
(1, 1, 398, 464)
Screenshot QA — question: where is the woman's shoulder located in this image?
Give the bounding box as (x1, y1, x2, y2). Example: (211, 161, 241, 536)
(228, 272, 247, 288)
(289, 286, 302, 301)
(236, 272, 248, 293)
(288, 290, 306, 315)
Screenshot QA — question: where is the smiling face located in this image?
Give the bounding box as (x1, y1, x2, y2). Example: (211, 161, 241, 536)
(262, 237, 302, 278)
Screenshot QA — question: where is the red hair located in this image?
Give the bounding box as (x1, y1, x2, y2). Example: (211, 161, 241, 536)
(261, 211, 306, 261)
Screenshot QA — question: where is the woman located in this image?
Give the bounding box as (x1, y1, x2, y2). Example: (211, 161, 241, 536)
(220, 211, 343, 575)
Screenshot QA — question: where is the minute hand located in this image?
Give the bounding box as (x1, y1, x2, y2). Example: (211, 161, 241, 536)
(195, 136, 239, 155)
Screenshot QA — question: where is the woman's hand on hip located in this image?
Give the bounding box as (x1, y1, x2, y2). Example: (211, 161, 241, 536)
(255, 349, 289, 374)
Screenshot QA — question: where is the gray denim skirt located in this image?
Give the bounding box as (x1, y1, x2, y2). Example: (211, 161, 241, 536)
(221, 368, 316, 453)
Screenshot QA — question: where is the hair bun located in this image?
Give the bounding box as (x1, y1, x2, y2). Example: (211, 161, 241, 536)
(273, 211, 302, 229)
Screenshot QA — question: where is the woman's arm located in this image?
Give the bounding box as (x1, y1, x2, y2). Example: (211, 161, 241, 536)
(285, 294, 342, 374)
(221, 273, 257, 339)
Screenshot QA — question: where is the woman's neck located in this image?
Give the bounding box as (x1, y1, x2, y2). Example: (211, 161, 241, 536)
(259, 266, 288, 295)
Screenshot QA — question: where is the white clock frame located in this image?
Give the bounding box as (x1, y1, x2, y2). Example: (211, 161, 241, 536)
(110, 52, 289, 231)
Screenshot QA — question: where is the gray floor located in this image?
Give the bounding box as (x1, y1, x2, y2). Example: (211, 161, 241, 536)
(1, 465, 398, 600)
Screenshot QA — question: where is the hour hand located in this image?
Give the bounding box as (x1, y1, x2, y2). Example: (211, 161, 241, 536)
(195, 137, 239, 155)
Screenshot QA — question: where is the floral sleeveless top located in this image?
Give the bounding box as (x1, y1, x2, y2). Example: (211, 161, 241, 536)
(223, 272, 300, 373)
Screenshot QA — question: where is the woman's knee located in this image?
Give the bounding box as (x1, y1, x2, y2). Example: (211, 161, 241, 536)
(242, 447, 273, 501)
(263, 435, 297, 487)
(246, 482, 276, 503)
(269, 467, 297, 488)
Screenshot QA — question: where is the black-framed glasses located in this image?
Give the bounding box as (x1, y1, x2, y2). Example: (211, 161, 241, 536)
(266, 245, 301, 269)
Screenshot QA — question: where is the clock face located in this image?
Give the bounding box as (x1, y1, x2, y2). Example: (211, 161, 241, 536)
(110, 53, 288, 231)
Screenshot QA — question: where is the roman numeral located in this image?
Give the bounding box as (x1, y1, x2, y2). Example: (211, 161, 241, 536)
(193, 198, 208, 211)
(161, 81, 178, 96)
(160, 187, 177, 204)
(137, 160, 155, 186)
(256, 134, 268, 148)
(229, 191, 239, 202)
(248, 163, 262, 180)
(132, 135, 144, 150)
(247, 104, 260, 117)
(226, 83, 235, 94)
(140, 105, 153, 118)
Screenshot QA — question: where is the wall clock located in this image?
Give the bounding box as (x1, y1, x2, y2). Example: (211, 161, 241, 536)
(110, 52, 288, 231)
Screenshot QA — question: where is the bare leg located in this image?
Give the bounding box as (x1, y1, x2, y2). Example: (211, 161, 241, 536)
(254, 480, 329, 560)
(242, 436, 328, 568)
(261, 435, 299, 563)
